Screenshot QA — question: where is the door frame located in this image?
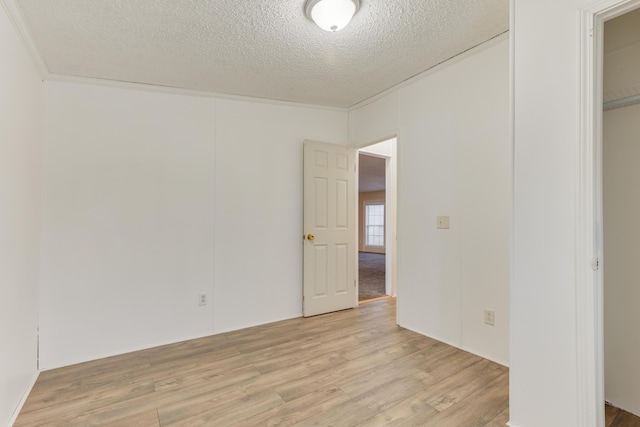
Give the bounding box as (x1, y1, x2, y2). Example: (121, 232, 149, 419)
(356, 137, 398, 299)
(577, 0, 640, 424)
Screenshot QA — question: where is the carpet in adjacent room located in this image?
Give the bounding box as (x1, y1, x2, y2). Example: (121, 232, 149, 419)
(359, 252, 386, 301)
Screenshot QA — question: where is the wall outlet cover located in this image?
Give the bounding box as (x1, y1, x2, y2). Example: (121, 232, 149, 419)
(198, 292, 207, 306)
(437, 216, 450, 229)
(484, 309, 495, 326)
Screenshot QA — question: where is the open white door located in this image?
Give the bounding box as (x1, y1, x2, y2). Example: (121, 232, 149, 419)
(303, 140, 357, 317)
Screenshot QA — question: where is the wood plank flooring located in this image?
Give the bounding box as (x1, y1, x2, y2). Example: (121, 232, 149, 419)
(606, 404, 640, 427)
(15, 298, 509, 426)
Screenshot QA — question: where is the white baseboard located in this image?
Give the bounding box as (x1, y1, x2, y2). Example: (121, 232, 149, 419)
(7, 371, 39, 427)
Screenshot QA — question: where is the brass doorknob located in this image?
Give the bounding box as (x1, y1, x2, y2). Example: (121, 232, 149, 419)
(306, 234, 315, 241)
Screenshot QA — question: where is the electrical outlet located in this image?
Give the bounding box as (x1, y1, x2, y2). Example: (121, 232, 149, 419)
(437, 216, 450, 229)
(198, 292, 207, 306)
(484, 309, 495, 326)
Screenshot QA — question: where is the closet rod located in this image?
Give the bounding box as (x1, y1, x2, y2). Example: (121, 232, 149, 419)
(604, 94, 640, 111)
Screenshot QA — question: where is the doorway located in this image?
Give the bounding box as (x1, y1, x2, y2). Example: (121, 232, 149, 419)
(577, 0, 640, 424)
(357, 137, 397, 302)
(602, 7, 640, 423)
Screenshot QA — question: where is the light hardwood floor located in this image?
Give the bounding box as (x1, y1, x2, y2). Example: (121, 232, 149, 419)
(16, 298, 509, 426)
(605, 404, 640, 427)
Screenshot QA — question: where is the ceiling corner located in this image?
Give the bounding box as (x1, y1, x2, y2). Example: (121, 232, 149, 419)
(1, 0, 49, 78)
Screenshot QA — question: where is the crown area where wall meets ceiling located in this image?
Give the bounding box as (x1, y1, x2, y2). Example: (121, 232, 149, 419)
(11, 0, 508, 108)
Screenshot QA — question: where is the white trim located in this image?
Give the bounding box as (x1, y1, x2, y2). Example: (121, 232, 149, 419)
(0, 0, 347, 112)
(45, 74, 348, 112)
(508, 0, 515, 422)
(7, 371, 39, 426)
(384, 150, 396, 298)
(577, 9, 599, 426)
(577, 1, 640, 426)
(0, 0, 48, 78)
(2, 0, 507, 113)
(356, 137, 398, 299)
(2, 0, 506, 112)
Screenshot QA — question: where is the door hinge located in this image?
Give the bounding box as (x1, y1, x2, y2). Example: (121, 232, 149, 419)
(591, 257, 600, 271)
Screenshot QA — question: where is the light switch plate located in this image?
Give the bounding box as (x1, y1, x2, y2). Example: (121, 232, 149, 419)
(437, 216, 450, 229)
(484, 309, 495, 326)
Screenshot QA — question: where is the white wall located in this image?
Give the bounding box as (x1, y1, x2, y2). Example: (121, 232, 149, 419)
(39, 82, 217, 369)
(350, 92, 398, 146)
(0, 3, 43, 426)
(603, 104, 640, 416)
(212, 99, 348, 333)
(350, 36, 510, 365)
(38, 81, 348, 369)
(510, 1, 591, 425)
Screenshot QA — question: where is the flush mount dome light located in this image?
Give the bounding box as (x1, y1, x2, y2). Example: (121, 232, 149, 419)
(305, 0, 360, 32)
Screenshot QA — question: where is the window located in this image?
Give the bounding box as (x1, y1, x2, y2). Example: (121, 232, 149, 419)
(365, 203, 384, 247)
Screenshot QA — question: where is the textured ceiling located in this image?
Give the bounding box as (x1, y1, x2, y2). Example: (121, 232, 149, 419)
(15, 0, 509, 108)
(359, 153, 385, 193)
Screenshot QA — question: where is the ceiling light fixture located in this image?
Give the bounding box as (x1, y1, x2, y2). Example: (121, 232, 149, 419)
(305, 0, 360, 32)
